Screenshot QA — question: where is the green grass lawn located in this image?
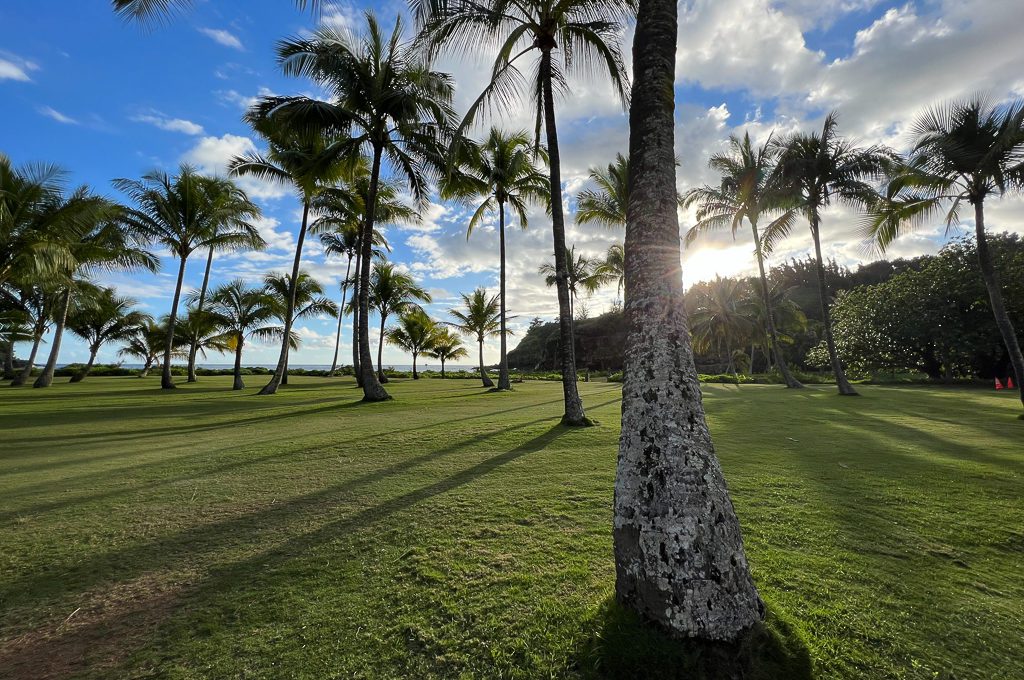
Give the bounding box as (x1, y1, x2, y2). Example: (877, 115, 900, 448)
(0, 376, 1021, 679)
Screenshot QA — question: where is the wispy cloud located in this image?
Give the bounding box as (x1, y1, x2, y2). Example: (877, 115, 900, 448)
(198, 27, 244, 51)
(38, 106, 78, 125)
(131, 112, 204, 135)
(0, 52, 40, 81)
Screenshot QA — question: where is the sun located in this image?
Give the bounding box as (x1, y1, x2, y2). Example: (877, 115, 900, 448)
(681, 243, 757, 289)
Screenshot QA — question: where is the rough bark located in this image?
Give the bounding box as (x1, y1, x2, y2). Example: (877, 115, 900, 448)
(330, 254, 353, 376)
(751, 223, 802, 388)
(540, 48, 587, 425)
(12, 329, 42, 386)
(34, 288, 72, 389)
(352, 244, 363, 388)
(376, 313, 389, 384)
(260, 200, 310, 396)
(613, 0, 764, 641)
(2, 339, 13, 379)
(282, 355, 289, 385)
(496, 200, 511, 390)
(975, 201, 1024, 409)
(187, 245, 215, 383)
(69, 346, 98, 383)
(232, 337, 245, 390)
(478, 336, 494, 388)
(810, 215, 857, 395)
(161, 255, 190, 390)
(357, 146, 391, 401)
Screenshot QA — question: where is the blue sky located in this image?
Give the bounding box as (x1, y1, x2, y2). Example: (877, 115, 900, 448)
(3, 0, 1023, 367)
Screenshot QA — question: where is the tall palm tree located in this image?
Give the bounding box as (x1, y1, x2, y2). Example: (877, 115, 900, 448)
(367, 262, 431, 383)
(66, 287, 151, 383)
(868, 97, 1024, 411)
(207, 280, 284, 390)
(269, 11, 453, 401)
(263, 270, 338, 384)
(425, 327, 468, 378)
(449, 289, 501, 388)
(416, 0, 632, 425)
(766, 113, 894, 396)
(184, 177, 263, 383)
(442, 128, 549, 391)
(684, 132, 804, 388)
(175, 306, 232, 376)
(613, 0, 763, 641)
(386, 308, 438, 379)
(118, 318, 178, 377)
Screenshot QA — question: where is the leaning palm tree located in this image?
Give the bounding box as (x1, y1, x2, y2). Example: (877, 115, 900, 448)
(263, 270, 338, 384)
(207, 280, 285, 390)
(449, 289, 501, 388)
(66, 287, 151, 382)
(684, 132, 804, 388)
(425, 327, 468, 378)
(613, 0, 763, 641)
(118, 318, 178, 377)
(766, 113, 894, 396)
(268, 11, 453, 401)
(366, 262, 431, 383)
(386, 308, 438, 379)
(175, 306, 232, 377)
(442, 128, 549, 391)
(416, 0, 632, 425)
(868, 96, 1024, 411)
(8, 284, 59, 386)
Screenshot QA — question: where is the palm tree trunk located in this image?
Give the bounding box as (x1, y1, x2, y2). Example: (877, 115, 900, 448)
(810, 216, 857, 395)
(358, 145, 390, 401)
(2, 339, 14, 379)
(11, 327, 43, 386)
(34, 288, 72, 389)
(162, 255, 189, 390)
(540, 48, 587, 426)
(376, 313, 388, 383)
(440, 358, 446, 379)
(497, 200, 511, 390)
(282, 355, 289, 385)
(613, 0, 764, 641)
(352, 245, 363, 387)
(187, 245, 215, 383)
(233, 336, 245, 390)
(330, 254, 353, 377)
(140, 357, 153, 378)
(70, 345, 99, 383)
(975, 201, 1024, 410)
(260, 200, 310, 396)
(752, 225, 802, 388)
(412, 351, 419, 379)
(478, 336, 494, 388)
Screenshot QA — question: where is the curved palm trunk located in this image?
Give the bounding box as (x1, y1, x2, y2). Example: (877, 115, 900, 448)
(12, 326, 43, 386)
(809, 217, 857, 395)
(140, 356, 154, 378)
(496, 200, 511, 390)
(540, 50, 587, 425)
(187, 245, 215, 383)
(330, 254, 353, 377)
(260, 200, 310, 396)
(34, 288, 72, 389)
(161, 255, 189, 390)
(478, 336, 494, 388)
(70, 345, 99, 383)
(352, 245, 363, 387)
(751, 224, 802, 388)
(614, 0, 764, 641)
(357, 146, 390, 401)
(376, 313, 389, 383)
(232, 336, 245, 390)
(975, 202, 1024, 410)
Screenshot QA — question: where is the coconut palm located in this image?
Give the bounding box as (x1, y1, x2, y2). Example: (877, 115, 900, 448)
(207, 280, 286, 390)
(613, 0, 763, 641)
(367, 262, 431, 383)
(442, 128, 549, 390)
(596, 244, 625, 299)
(66, 287, 151, 382)
(7, 284, 60, 386)
(416, 0, 631, 425)
(1, 306, 31, 381)
(688, 278, 757, 381)
(269, 11, 454, 401)
(576, 153, 631, 228)
(868, 96, 1024, 411)
(118, 319, 178, 377)
(425, 327, 468, 378)
(684, 132, 804, 388)
(263, 271, 338, 384)
(539, 245, 614, 321)
(386, 308, 438, 379)
(175, 306, 232, 376)
(766, 113, 894, 396)
(449, 289, 501, 388)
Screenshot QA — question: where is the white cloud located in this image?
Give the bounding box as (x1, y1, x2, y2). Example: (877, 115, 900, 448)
(131, 112, 204, 135)
(182, 133, 291, 200)
(216, 86, 276, 111)
(0, 53, 39, 82)
(198, 27, 244, 51)
(38, 106, 78, 125)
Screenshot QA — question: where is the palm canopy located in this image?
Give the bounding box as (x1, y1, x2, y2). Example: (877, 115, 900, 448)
(539, 245, 615, 298)
(441, 127, 549, 236)
(118, 319, 183, 363)
(67, 287, 151, 350)
(262, 271, 338, 322)
(367, 262, 432, 319)
(173, 307, 231, 359)
(386, 308, 439, 354)
(448, 288, 501, 341)
(111, 0, 318, 24)
(207, 279, 284, 346)
(687, 278, 757, 359)
(866, 96, 1024, 249)
(596, 243, 625, 295)
(426, 327, 469, 363)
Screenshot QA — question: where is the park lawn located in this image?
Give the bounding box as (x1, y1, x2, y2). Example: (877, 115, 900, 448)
(0, 376, 1021, 680)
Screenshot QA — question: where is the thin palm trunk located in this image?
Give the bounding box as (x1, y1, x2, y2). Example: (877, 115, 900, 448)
(70, 345, 99, 383)
(412, 351, 419, 379)
(377, 313, 388, 383)
(34, 288, 72, 389)
(477, 336, 493, 387)
(357, 146, 390, 401)
(12, 325, 43, 386)
(540, 49, 587, 425)
(497, 200, 511, 390)
(352, 244, 363, 387)
(161, 255, 189, 390)
(187, 245, 215, 382)
(233, 336, 245, 390)
(440, 358, 446, 378)
(975, 201, 1024, 409)
(330, 254, 353, 376)
(613, 0, 763, 640)
(282, 355, 289, 385)
(810, 215, 857, 395)
(751, 223, 802, 388)
(260, 199, 310, 396)
(2, 339, 13, 379)
(140, 357, 153, 377)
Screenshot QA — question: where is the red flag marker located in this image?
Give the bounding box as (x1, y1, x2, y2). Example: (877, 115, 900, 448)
(995, 378, 1004, 390)
(1009, 377, 1016, 389)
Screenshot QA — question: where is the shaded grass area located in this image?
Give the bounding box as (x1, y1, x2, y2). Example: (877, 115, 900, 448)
(0, 376, 1021, 679)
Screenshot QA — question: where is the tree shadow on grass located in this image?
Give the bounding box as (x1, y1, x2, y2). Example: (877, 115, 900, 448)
(576, 597, 814, 680)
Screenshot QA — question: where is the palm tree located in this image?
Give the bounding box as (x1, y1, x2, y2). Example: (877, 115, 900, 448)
(184, 178, 263, 383)
(425, 327, 468, 378)
(207, 280, 284, 390)
(416, 0, 632, 425)
(766, 113, 894, 396)
(683, 132, 804, 388)
(613, 0, 763, 641)
(112, 0, 316, 22)
(367, 262, 431, 383)
(263, 271, 338, 384)
(7, 284, 59, 386)
(118, 319, 177, 377)
(66, 287, 151, 382)
(386, 308, 438, 379)
(442, 128, 549, 391)
(269, 12, 454, 401)
(688, 278, 756, 381)
(175, 306, 232, 377)
(577, 153, 631, 228)
(596, 244, 625, 300)
(868, 97, 1024, 411)
(743, 281, 807, 373)
(539, 245, 613, 321)
(449, 289, 501, 388)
